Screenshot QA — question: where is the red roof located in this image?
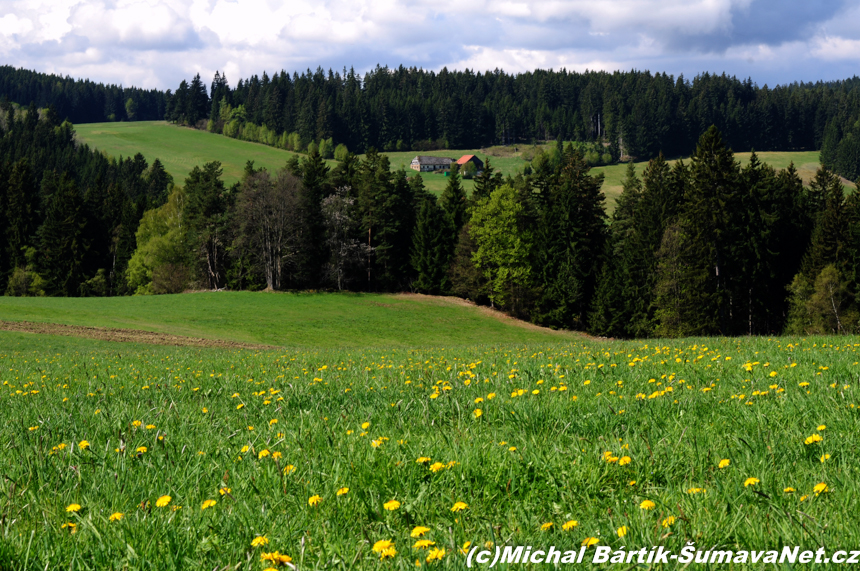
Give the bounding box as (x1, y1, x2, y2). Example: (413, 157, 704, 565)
(456, 155, 476, 165)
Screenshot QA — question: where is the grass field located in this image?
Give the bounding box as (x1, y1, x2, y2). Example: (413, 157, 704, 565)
(74, 122, 336, 187)
(0, 292, 576, 348)
(1, 322, 858, 569)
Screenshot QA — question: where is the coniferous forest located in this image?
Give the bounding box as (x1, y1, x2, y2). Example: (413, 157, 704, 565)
(2, 65, 860, 337)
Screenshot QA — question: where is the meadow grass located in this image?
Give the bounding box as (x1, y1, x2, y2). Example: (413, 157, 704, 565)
(0, 292, 576, 348)
(1, 332, 858, 569)
(74, 122, 336, 187)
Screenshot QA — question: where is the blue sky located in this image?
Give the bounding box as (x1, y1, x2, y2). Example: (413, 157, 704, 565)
(0, 0, 858, 90)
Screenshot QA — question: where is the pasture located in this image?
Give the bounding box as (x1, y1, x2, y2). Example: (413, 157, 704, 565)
(0, 292, 858, 568)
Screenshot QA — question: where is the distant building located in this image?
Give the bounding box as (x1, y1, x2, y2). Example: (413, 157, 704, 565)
(456, 155, 484, 173)
(411, 156, 455, 172)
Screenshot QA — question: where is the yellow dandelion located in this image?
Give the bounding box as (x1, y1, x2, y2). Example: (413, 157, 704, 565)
(156, 495, 171, 508)
(640, 500, 656, 510)
(813, 482, 829, 495)
(411, 526, 431, 538)
(383, 500, 401, 511)
(784, 487, 796, 493)
(258, 449, 270, 459)
(283, 465, 295, 474)
(78, 440, 90, 450)
(132, 420, 141, 428)
(413, 539, 435, 549)
(61, 522, 77, 533)
(562, 520, 578, 530)
(662, 516, 676, 527)
(618, 456, 631, 466)
(66, 503, 81, 513)
(744, 477, 760, 487)
(541, 522, 553, 531)
(219, 487, 231, 496)
(251, 536, 269, 548)
(450, 501, 468, 512)
(820, 454, 831, 463)
(804, 434, 823, 445)
(429, 462, 445, 472)
(472, 409, 482, 419)
(379, 547, 397, 560)
(416, 457, 431, 464)
(136, 446, 147, 454)
(426, 548, 445, 563)
(582, 537, 599, 547)
(373, 539, 394, 553)
(718, 459, 730, 469)
(337, 487, 349, 496)
(201, 499, 217, 510)
(361, 422, 370, 430)
(308, 495, 322, 507)
(617, 526, 627, 537)
(818, 424, 827, 431)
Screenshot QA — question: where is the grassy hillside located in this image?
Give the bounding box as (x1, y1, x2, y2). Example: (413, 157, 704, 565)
(74, 121, 335, 187)
(0, 292, 576, 348)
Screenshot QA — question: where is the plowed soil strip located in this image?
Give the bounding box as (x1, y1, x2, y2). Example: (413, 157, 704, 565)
(0, 320, 279, 350)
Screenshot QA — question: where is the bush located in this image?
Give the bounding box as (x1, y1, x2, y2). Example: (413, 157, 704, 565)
(334, 143, 349, 162)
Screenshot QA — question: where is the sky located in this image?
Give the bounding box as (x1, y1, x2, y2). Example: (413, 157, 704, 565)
(1, 0, 859, 91)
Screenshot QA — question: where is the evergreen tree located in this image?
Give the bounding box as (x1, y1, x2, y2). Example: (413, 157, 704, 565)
(36, 173, 89, 296)
(411, 197, 454, 294)
(439, 166, 467, 232)
(183, 162, 230, 289)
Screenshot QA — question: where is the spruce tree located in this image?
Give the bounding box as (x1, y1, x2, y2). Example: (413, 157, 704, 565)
(439, 166, 467, 232)
(36, 173, 89, 296)
(411, 197, 454, 294)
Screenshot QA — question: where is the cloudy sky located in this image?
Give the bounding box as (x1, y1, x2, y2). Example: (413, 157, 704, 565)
(1, 0, 859, 91)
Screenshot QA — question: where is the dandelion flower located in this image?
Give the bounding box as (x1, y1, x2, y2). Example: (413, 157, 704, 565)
(820, 454, 831, 463)
(429, 462, 445, 472)
(804, 434, 823, 445)
(156, 495, 171, 508)
(426, 548, 445, 562)
(541, 522, 553, 531)
(66, 503, 81, 513)
(814, 483, 829, 495)
(413, 539, 435, 549)
(61, 522, 77, 533)
(617, 526, 627, 537)
(384, 500, 401, 511)
(562, 520, 578, 530)
(662, 516, 676, 527)
(337, 487, 349, 496)
(251, 536, 269, 548)
(78, 440, 90, 450)
(718, 459, 730, 469)
(201, 499, 216, 510)
(379, 547, 397, 560)
(132, 420, 141, 427)
(146, 424, 155, 430)
(136, 446, 147, 454)
(258, 450, 270, 459)
(411, 526, 431, 538)
(450, 501, 468, 512)
(219, 487, 231, 496)
(640, 500, 656, 510)
(416, 457, 431, 464)
(260, 551, 292, 564)
(472, 409, 482, 419)
(373, 540, 394, 553)
(618, 456, 631, 466)
(818, 424, 826, 431)
(744, 477, 760, 487)
(582, 537, 599, 547)
(108, 512, 123, 522)
(284, 465, 295, 475)
(308, 495, 322, 507)
(361, 422, 370, 430)
(784, 487, 795, 493)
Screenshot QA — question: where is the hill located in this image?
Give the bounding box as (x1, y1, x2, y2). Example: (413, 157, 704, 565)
(0, 291, 578, 349)
(74, 121, 335, 187)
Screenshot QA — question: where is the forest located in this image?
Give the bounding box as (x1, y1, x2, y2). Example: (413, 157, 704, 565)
(0, 97, 858, 337)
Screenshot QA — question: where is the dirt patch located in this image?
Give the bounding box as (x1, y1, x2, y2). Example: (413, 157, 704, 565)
(393, 293, 603, 341)
(0, 320, 279, 350)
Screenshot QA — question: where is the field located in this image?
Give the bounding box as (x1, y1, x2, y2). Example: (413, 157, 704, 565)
(1, 292, 859, 569)
(74, 122, 336, 187)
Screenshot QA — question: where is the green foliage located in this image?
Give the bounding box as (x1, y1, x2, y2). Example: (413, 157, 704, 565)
(410, 198, 454, 295)
(126, 187, 188, 295)
(182, 162, 231, 290)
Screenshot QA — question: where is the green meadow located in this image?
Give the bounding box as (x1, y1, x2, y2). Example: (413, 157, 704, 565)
(1, 310, 858, 569)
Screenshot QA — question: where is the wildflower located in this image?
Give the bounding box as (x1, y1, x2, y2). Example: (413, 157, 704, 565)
(361, 422, 370, 430)
(618, 456, 631, 466)
(156, 495, 172, 508)
(373, 540, 395, 557)
(384, 500, 401, 511)
(429, 462, 445, 472)
(818, 424, 827, 431)
(136, 446, 147, 454)
(61, 522, 77, 533)
(271, 451, 282, 460)
(784, 487, 796, 493)
(640, 500, 656, 510)
(201, 499, 216, 510)
(146, 424, 155, 430)
(562, 520, 578, 530)
(804, 434, 823, 445)
(662, 516, 676, 527)
(414, 539, 435, 549)
(820, 454, 831, 462)
(78, 440, 90, 450)
(487, 393, 496, 399)
(628, 480, 636, 486)
(687, 487, 705, 494)
(411, 526, 431, 538)
(450, 501, 468, 512)
(260, 551, 293, 564)
(416, 457, 431, 464)
(426, 548, 445, 562)
(251, 536, 269, 548)
(132, 420, 142, 427)
(472, 409, 482, 419)
(379, 547, 397, 560)
(283, 465, 295, 474)
(258, 449, 270, 459)
(814, 483, 829, 495)
(800, 495, 809, 501)
(617, 526, 627, 537)
(459, 542, 471, 554)
(66, 503, 81, 513)
(541, 522, 553, 531)
(744, 477, 760, 487)
(337, 487, 349, 496)
(718, 459, 730, 469)
(109, 512, 123, 522)
(582, 537, 599, 547)
(308, 495, 322, 507)
(219, 487, 231, 496)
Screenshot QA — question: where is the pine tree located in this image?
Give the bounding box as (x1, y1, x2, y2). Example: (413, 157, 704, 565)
(36, 173, 89, 296)
(411, 197, 454, 294)
(439, 166, 467, 232)
(183, 162, 230, 289)
(4, 159, 37, 270)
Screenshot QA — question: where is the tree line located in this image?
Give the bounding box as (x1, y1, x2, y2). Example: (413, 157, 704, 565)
(3, 96, 860, 336)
